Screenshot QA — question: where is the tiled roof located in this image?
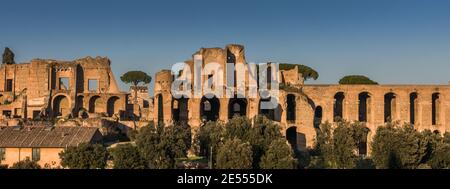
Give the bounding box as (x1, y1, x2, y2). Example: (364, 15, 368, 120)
(0, 126, 101, 148)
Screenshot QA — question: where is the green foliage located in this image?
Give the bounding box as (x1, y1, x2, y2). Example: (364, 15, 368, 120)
(355, 158, 376, 169)
(279, 63, 319, 81)
(339, 75, 378, 85)
(59, 143, 108, 169)
(10, 158, 40, 169)
(311, 122, 333, 168)
(332, 122, 359, 168)
(371, 123, 433, 169)
(248, 116, 283, 168)
(194, 116, 286, 169)
(429, 143, 450, 169)
(135, 122, 191, 169)
(127, 129, 139, 141)
(120, 71, 152, 86)
(110, 143, 145, 169)
(260, 139, 297, 169)
(2, 47, 15, 64)
(224, 116, 252, 141)
(427, 131, 450, 169)
(163, 123, 192, 158)
(195, 121, 225, 158)
(216, 138, 253, 169)
(311, 121, 369, 169)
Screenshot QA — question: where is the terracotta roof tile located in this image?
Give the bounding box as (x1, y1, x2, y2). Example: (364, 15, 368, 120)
(0, 126, 101, 148)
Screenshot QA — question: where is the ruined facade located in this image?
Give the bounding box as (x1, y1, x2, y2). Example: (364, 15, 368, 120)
(0, 57, 128, 122)
(1, 45, 448, 155)
(153, 44, 450, 153)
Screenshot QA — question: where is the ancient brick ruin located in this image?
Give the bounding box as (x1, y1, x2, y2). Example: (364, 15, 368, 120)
(153, 44, 450, 153)
(1, 45, 449, 155)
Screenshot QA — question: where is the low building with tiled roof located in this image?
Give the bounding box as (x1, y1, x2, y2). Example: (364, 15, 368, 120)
(0, 126, 102, 168)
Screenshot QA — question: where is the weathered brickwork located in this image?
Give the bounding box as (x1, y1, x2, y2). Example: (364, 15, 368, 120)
(152, 44, 450, 152)
(0, 57, 128, 121)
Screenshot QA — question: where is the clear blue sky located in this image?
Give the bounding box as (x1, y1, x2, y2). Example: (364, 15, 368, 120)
(2, 0, 450, 93)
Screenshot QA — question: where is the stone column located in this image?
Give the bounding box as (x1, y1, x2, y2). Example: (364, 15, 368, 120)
(188, 98, 202, 128)
(219, 97, 228, 122)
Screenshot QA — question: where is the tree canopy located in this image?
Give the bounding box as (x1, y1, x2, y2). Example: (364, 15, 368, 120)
(260, 139, 297, 169)
(109, 143, 146, 169)
(59, 143, 108, 169)
(279, 63, 319, 81)
(216, 138, 253, 169)
(10, 158, 41, 169)
(310, 121, 370, 169)
(120, 71, 152, 86)
(371, 122, 441, 169)
(134, 122, 191, 169)
(339, 75, 378, 85)
(2, 47, 15, 65)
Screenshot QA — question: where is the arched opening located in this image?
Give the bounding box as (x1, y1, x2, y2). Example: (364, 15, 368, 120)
(227, 49, 237, 88)
(432, 93, 440, 126)
(88, 95, 101, 113)
(173, 97, 189, 123)
(143, 100, 149, 108)
(286, 127, 298, 150)
(259, 98, 282, 121)
(76, 96, 87, 118)
(228, 97, 247, 119)
(384, 92, 397, 122)
(53, 95, 70, 117)
(358, 128, 370, 157)
(314, 106, 323, 128)
(334, 92, 345, 122)
(200, 95, 220, 122)
(157, 94, 164, 124)
(287, 94, 296, 122)
(107, 96, 120, 117)
(358, 92, 371, 122)
(410, 92, 418, 126)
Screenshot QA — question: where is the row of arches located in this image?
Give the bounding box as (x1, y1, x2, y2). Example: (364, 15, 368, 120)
(325, 91, 442, 127)
(156, 94, 299, 124)
(52, 94, 121, 117)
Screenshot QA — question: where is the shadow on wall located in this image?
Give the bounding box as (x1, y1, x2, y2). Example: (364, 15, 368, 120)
(286, 127, 307, 152)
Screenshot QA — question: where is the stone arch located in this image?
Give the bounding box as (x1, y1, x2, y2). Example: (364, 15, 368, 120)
(107, 96, 120, 117)
(333, 92, 345, 122)
(384, 92, 397, 122)
(88, 95, 102, 113)
(432, 92, 441, 125)
(173, 97, 189, 123)
(258, 98, 282, 122)
(358, 92, 371, 122)
(314, 106, 323, 128)
(358, 127, 370, 157)
(286, 126, 297, 150)
(286, 94, 296, 122)
(410, 92, 418, 126)
(228, 97, 247, 119)
(200, 95, 220, 122)
(53, 94, 70, 117)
